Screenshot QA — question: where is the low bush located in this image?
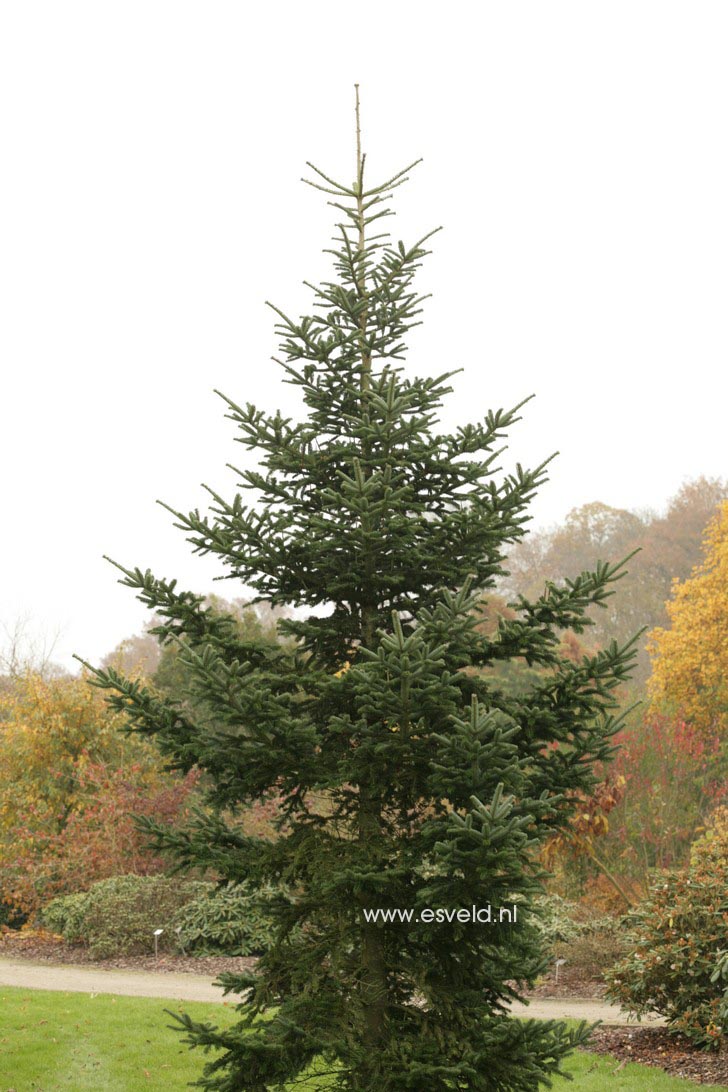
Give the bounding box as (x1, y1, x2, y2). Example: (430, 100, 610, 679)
(172, 879, 287, 956)
(606, 807, 728, 1048)
(561, 919, 630, 979)
(40, 874, 205, 958)
(712, 949, 728, 1033)
(39, 891, 88, 942)
(531, 893, 629, 978)
(530, 894, 583, 948)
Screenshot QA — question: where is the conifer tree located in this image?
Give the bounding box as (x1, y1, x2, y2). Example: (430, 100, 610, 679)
(84, 89, 637, 1090)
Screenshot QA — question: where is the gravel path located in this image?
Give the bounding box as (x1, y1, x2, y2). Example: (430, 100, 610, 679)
(509, 998, 665, 1025)
(0, 957, 229, 1003)
(0, 956, 665, 1024)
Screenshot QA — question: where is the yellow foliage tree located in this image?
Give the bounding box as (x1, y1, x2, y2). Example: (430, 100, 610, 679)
(648, 501, 728, 737)
(0, 673, 139, 833)
(0, 672, 191, 912)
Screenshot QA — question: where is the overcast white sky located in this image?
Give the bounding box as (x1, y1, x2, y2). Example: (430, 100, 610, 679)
(1, 2, 727, 672)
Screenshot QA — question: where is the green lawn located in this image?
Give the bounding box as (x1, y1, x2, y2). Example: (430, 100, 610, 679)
(0, 987, 239, 1091)
(0, 987, 725, 1091)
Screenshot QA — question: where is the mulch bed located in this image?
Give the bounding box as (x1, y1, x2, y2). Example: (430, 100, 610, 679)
(0, 927, 256, 977)
(3, 930, 727, 1086)
(530, 966, 728, 1085)
(527, 964, 607, 999)
(588, 1026, 728, 1086)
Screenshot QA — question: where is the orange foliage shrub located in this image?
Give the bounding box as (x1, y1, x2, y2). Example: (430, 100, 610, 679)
(0, 672, 198, 913)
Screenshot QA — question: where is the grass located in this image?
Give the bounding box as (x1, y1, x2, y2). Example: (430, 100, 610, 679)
(557, 1050, 727, 1090)
(0, 987, 239, 1091)
(0, 987, 726, 1091)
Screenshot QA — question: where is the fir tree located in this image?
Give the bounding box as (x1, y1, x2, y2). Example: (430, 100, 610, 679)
(83, 89, 637, 1090)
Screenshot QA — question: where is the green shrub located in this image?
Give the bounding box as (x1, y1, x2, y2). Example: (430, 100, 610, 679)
(40, 875, 288, 959)
(39, 891, 88, 942)
(606, 807, 728, 1048)
(530, 894, 583, 947)
(172, 880, 286, 956)
(40, 875, 205, 959)
(711, 949, 728, 1033)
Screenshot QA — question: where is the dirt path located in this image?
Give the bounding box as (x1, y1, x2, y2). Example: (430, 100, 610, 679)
(0, 956, 665, 1024)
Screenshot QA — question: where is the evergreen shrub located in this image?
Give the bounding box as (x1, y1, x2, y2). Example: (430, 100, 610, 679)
(40, 891, 88, 942)
(607, 807, 728, 1047)
(41, 874, 204, 958)
(172, 879, 286, 956)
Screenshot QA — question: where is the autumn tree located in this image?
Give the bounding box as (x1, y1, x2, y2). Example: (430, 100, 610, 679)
(0, 672, 195, 913)
(504, 502, 644, 603)
(503, 479, 727, 684)
(102, 626, 163, 680)
(648, 500, 728, 738)
(607, 714, 724, 874)
(643, 477, 728, 583)
(5, 760, 198, 914)
(545, 708, 726, 905)
(86, 96, 638, 1090)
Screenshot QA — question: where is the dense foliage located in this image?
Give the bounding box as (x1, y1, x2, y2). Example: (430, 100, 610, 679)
(173, 880, 288, 956)
(0, 673, 196, 914)
(607, 808, 728, 1047)
(603, 714, 724, 876)
(41, 874, 205, 958)
(551, 504, 728, 904)
(545, 709, 726, 908)
(648, 501, 728, 737)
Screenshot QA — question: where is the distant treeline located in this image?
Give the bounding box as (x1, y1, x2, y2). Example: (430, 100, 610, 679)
(500, 476, 727, 682)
